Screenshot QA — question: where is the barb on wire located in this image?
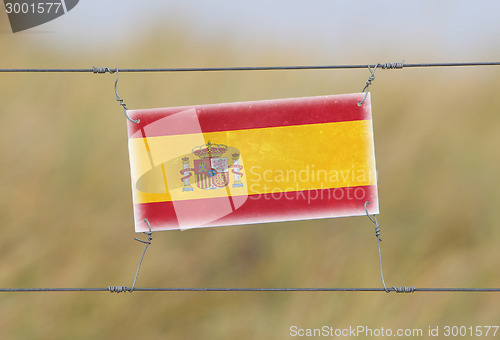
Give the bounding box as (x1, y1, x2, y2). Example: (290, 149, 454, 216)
(108, 286, 128, 293)
(379, 61, 405, 70)
(92, 67, 114, 74)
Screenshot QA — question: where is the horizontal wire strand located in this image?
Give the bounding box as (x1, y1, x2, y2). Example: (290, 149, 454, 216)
(1, 287, 500, 293)
(0, 62, 500, 73)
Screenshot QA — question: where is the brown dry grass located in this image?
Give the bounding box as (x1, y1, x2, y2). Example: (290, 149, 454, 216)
(1, 17, 500, 340)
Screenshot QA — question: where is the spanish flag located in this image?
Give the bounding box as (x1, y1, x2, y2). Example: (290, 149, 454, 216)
(127, 93, 378, 232)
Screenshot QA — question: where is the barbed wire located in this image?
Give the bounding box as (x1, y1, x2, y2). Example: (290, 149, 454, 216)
(0, 61, 499, 73)
(0, 287, 499, 293)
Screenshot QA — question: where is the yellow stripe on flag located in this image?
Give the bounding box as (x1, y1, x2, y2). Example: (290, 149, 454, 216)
(129, 120, 376, 204)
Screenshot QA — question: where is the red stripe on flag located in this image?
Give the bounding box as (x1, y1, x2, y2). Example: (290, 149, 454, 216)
(133, 185, 378, 231)
(128, 93, 370, 138)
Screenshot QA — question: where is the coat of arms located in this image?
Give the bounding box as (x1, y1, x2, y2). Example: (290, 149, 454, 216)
(180, 141, 244, 191)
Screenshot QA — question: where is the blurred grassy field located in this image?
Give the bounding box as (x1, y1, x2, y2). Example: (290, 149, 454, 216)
(1, 17, 500, 340)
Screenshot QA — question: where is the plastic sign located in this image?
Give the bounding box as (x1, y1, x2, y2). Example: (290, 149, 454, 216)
(127, 93, 378, 232)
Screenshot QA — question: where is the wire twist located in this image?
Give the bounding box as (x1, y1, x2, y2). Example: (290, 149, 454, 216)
(93, 66, 139, 123)
(364, 201, 388, 292)
(129, 219, 154, 292)
(391, 286, 415, 293)
(379, 61, 405, 70)
(106, 219, 154, 294)
(357, 64, 378, 106)
(92, 67, 115, 74)
(108, 286, 129, 293)
(113, 68, 140, 124)
(364, 202, 416, 294)
(364, 201, 382, 242)
(357, 61, 404, 106)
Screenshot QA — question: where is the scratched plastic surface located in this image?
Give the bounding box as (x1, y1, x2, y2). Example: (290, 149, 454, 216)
(127, 93, 378, 232)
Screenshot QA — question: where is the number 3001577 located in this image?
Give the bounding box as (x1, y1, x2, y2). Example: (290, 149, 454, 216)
(443, 326, 499, 337)
(5, 2, 62, 14)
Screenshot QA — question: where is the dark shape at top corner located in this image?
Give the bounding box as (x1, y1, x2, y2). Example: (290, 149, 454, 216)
(64, 0, 79, 12)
